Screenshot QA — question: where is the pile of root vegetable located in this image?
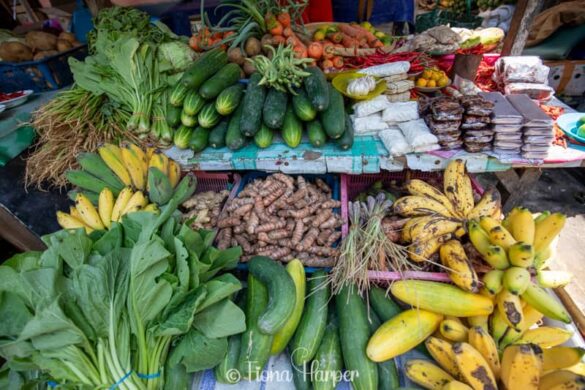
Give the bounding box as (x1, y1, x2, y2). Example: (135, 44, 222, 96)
(216, 173, 342, 265)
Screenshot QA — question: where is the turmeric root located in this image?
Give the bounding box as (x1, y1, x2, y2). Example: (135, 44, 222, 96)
(234, 234, 253, 254)
(273, 173, 295, 188)
(268, 229, 290, 240)
(217, 215, 241, 228)
(255, 219, 286, 233)
(320, 215, 338, 229)
(297, 227, 319, 251)
(320, 200, 341, 209)
(233, 203, 253, 217)
(315, 178, 331, 193)
(292, 220, 304, 245)
(246, 211, 259, 235)
(312, 209, 332, 228)
(262, 185, 286, 207)
(325, 231, 342, 247)
(225, 197, 254, 212)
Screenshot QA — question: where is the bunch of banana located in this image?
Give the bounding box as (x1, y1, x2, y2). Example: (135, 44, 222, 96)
(66, 142, 182, 206)
(57, 187, 159, 233)
(397, 159, 501, 264)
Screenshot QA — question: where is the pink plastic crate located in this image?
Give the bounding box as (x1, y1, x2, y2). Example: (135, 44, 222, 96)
(186, 171, 241, 225)
(340, 170, 484, 283)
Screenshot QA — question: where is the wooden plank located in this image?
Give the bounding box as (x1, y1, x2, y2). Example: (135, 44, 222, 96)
(501, 0, 545, 55)
(555, 287, 585, 337)
(0, 205, 46, 252)
(495, 168, 543, 212)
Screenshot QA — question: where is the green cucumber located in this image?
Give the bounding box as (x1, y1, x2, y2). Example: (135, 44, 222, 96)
(263, 88, 288, 129)
(180, 48, 228, 89)
(248, 256, 296, 335)
(240, 73, 266, 137)
(369, 286, 401, 320)
(238, 274, 274, 380)
(226, 103, 246, 151)
(307, 120, 327, 147)
(200, 63, 242, 99)
(169, 83, 190, 107)
(181, 110, 198, 127)
(293, 89, 317, 121)
(183, 91, 206, 116)
(367, 308, 399, 390)
(290, 269, 329, 365)
(166, 104, 182, 127)
(214, 334, 241, 384)
(337, 114, 354, 150)
(282, 105, 303, 148)
(189, 126, 209, 153)
(173, 125, 193, 149)
(208, 120, 229, 148)
(292, 361, 313, 390)
(198, 102, 220, 128)
(215, 83, 244, 116)
(254, 124, 273, 149)
(321, 85, 345, 139)
(304, 66, 330, 112)
(336, 285, 378, 390)
(313, 311, 343, 390)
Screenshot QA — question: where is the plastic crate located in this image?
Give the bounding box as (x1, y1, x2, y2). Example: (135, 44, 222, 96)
(0, 45, 88, 93)
(341, 170, 484, 283)
(234, 171, 341, 273)
(188, 171, 241, 228)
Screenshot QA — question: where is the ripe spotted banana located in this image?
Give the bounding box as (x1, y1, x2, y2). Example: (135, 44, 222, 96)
(542, 347, 585, 371)
(515, 326, 572, 348)
(507, 207, 535, 244)
(488, 226, 517, 251)
(534, 213, 566, 262)
(501, 344, 543, 390)
(406, 179, 463, 218)
(497, 289, 524, 330)
(452, 342, 498, 390)
(111, 187, 134, 223)
(536, 271, 573, 288)
(490, 307, 510, 345)
(394, 195, 457, 218)
(409, 217, 462, 244)
(479, 216, 501, 234)
(405, 359, 455, 389)
(56, 211, 91, 233)
(499, 303, 544, 349)
(508, 242, 535, 268)
(127, 142, 148, 166)
(539, 370, 585, 390)
(468, 315, 489, 335)
(409, 234, 451, 262)
(443, 159, 473, 217)
(468, 326, 501, 379)
(439, 240, 479, 293)
(121, 191, 148, 216)
(98, 144, 132, 186)
(425, 336, 461, 378)
(467, 187, 501, 221)
(440, 319, 469, 342)
(148, 153, 168, 176)
(121, 146, 146, 190)
(75, 192, 105, 230)
(482, 270, 504, 296)
(521, 283, 571, 324)
(442, 381, 473, 390)
(502, 267, 531, 295)
(98, 187, 114, 229)
(69, 205, 82, 220)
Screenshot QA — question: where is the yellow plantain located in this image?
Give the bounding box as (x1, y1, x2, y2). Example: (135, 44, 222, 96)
(502, 207, 518, 230)
(409, 234, 451, 262)
(508, 207, 535, 244)
(394, 195, 457, 218)
(145, 146, 156, 163)
(515, 326, 572, 348)
(148, 153, 168, 176)
(56, 211, 91, 233)
(536, 270, 573, 289)
(168, 160, 182, 188)
(409, 218, 462, 244)
(443, 159, 469, 217)
(98, 187, 114, 229)
(111, 187, 133, 223)
(502, 267, 531, 295)
(497, 289, 524, 330)
(488, 226, 517, 251)
(468, 326, 501, 379)
(143, 203, 160, 214)
(508, 242, 535, 268)
(459, 175, 475, 217)
(499, 303, 544, 349)
(121, 191, 148, 217)
(468, 315, 489, 335)
(543, 347, 585, 372)
(534, 213, 567, 258)
(127, 142, 148, 166)
(440, 319, 469, 342)
(98, 145, 132, 186)
(482, 270, 504, 296)
(425, 337, 461, 378)
(406, 179, 463, 218)
(479, 216, 501, 234)
(539, 370, 585, 390)
(467, 187, 502, 221)
(452, 342, 498, 390)
(442, 381, 472, 390)
(467, 220, 491, 256)
(121, 147, 146, 190)
(159, 153, 170, 176)
(501, 344, 543, 390)
(440, 240, 479, 293)
(405, 359, 455, 389)
(75, 193, 105, 230)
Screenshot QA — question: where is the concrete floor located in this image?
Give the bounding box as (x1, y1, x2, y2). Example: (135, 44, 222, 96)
(478, 168, 585, 315)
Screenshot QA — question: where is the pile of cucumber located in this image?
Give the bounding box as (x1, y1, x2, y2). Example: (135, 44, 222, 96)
(169, 50, 354, 153)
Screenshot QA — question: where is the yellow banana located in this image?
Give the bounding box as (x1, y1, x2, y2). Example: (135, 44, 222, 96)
(440, 320, 469, 342)
(508, 242, 535, 268)
(159, 153, 170, 176)
(501, 344, 543, 390)
(168, 160, 181, 188)
(127, 142, 148, 166)
(444, 159, 471, 217)
(490, 307, 509, 344)
(536, 245, 554, 270)
(121, 147, 146, 190)
(440, 240, 479, 293)
(402, 216, 429, 242)
(502, 207, 518, 230)
(394, 195, 457, 218)
(425, 337, 461, 378)
(145, 146, 157, 163)
(499, 303, 544, 349)
(468, 315, 489, 335)
(543, 347, 585, 371)
(508, 207, 535, 244)
(468, 326, 501, 379)
(405, 359, 455, 389)
(482, 270, 504, 296)
(467, 220, 490, 254)
(488, 226, 517, 251)
(566, 362, 585, 376)
(452, 342, 498, 390)
(460, 175, 475, 217)
(534, 213, 567, 260)
(406, 178, 463, 218)
(98, 144, 132, 186)
(409, 217, 462, 244)
(497, 289, 524, 330)
(409, 234, 451, 262)
(69, 205, 82, 220)
(75, 193, 105, 230)
(503, 267, 531, 295)
(484, 245, 510, 270)
(148, 153, 167, 175)
(515, 326, 573, 348)
(143, 203, 160, 214)
(521, 283, 571, 324)
(539, 370, 585, 390)
(98, 187, 114, 229)
(467, 187, 501, 220)
(111, 187, 133, 223)
(442, 381, 472, 390)
(479, 216, 501, 234)
(56, 211, 90, 232)
(454, 227, 466, 239)
(121, 191, 147, 217)
(537, 271, 573, 288)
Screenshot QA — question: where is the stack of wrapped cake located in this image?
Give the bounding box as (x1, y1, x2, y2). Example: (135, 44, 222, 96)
(423, 97, 464, 150)
(480, 92, 523, 156)
(460, 95, 495, 153)
(507, 94, 554, 159)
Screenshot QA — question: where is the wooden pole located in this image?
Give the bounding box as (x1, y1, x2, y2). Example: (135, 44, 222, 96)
(501, 0, 545, 56)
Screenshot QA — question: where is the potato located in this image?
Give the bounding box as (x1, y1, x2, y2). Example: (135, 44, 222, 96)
(0, 41, 33, 62)
(243, 61, 256, 76)
(25, 31, 57, 51)
(56, 39, 73, 52)
(244, 37, 261, 57)
(33, 50, 58, 61)
(58, 31, 76, 44)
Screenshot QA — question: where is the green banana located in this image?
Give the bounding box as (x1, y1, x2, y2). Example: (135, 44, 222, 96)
(66, 170, 120, 196)
(77, 152, 125, 192)
(521, 283, 571, 324)
(147, 167, 174, 205)
(68, 190, 99, 206)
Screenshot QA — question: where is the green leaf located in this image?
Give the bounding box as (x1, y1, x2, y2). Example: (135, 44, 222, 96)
(153, 286, 207, 337)
(92, 223, 123, 255)
(0, 266, 31, 306)
(4, 252, 41, 272)
(193, 299, 245, 339)
(0, 292, 32, 337)
(179, 226, 204, 258)
(199, 246, 242, 282)
(122, 211, 159, 246)
(161, 217, 177, 255)
(21, 268, 59, 309)
(174, 238, 190, 293)
(0, 339, 35, 359)
(170, 329, 227, 373)
(197, 274, 242, 312)
(38, 246, 60, 270)
(55, 232, 93, 270)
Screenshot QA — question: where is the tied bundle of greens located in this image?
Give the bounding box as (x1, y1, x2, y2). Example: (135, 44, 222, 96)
(0, 175, 246, 390)
(250, 45, 312, 93)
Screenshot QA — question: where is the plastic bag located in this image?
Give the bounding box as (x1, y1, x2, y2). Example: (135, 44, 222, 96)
(399, 119, 439, 149)
(495, 56, 549, 84)
(351, 112, 388, 135)
(359, 61, 410, 77)
(504, 83, 554, 101)
(353, 95, 391, 118)
(379, 128, 412, 156)
(382, 101, 419, 123)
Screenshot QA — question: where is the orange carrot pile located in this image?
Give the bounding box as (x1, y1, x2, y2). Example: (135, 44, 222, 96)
(189, 28, 233, 52)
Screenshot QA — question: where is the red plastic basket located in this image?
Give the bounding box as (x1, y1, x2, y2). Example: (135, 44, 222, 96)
(340, 170, 484, 283)
(189, 171, 241, 223)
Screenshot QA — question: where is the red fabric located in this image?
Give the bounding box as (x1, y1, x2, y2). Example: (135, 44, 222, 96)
(302, 0, 333, 23)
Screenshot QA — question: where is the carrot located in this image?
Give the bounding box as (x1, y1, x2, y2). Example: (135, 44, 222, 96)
(341, 34, 359, 48)
(277, 12, 291, 28)
(269, 21, 283, 36)
(352, 25, 378, 45)
(307, 42, 323, 59)
(321, 59, 334, 69)
(283, 26, 294, 38)
(337, 23, 362, 38)
(223, 31, 235, 39)
(189, 35, 201, 51)
(322, 41, 335, 59)
(272, 34, 286, 45)
(293, 46, 308, 59)
(286, 35, 304, 48)
(332, 56, 344, 69)
(327, 31, 343, 43)
(371, 39, 384, 48)
(212, 31, 222, 40)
